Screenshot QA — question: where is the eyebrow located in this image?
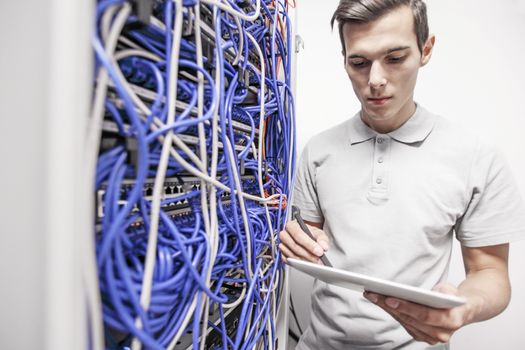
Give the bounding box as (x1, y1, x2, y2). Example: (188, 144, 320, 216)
(347, 46, 411, 59)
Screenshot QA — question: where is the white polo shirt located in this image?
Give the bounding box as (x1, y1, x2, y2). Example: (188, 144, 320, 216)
(293, 105, 525, 350)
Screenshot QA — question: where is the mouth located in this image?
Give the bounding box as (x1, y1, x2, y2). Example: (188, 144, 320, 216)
(367, 97, 392, 106)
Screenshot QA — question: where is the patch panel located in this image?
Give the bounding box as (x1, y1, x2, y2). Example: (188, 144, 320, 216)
(96, 175, 258, 220)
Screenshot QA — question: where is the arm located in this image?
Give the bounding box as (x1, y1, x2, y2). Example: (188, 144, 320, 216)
(279, 219, 329, 264)
(364, 243, 510, 345)
(457, 243, 510, 322)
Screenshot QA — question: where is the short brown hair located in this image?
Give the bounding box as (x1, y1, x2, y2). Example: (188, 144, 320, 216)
(331, 0, 429, 55)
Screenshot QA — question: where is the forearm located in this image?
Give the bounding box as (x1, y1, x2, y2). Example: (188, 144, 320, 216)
(363, 243, 511, 345)
(459, 244, 511, 325)
(458, 268, 510, 324)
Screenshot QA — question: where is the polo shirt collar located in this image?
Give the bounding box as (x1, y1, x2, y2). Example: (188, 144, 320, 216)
(347, 111, 376, 145)
(348, 104, 436, 145)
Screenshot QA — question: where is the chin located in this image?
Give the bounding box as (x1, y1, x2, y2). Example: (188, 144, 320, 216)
(365, 110, 395, 122)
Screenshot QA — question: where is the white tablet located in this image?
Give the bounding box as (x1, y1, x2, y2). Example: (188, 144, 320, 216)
(287, 258, 465, 309)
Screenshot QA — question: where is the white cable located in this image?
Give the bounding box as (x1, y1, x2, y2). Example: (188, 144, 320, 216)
(118, 35, 143, 50)
(224, 137, 254, 278)
(276, 3, 295, 184)
(245, 31, 276, 260)
(200, 0, 261, 22)
(247, 9, 291, 344)
(269, 2, 290, 263)
(246, 31, 269, 208)
(108, 51, 213, 177)
(278, 0, 296, 222)
(131, 0, 184, 349)
(150, 15, 168, 31)
(105, 48, 285, 204)
(267, 302, 274, 350)
(167, 293, 199, 350)
(193, 5, 215, 349)
(209, 4, 222, 191)
(101, 4, 119, 44)
(197, 4, 258, 346)
(114, 48, 161, 62)
(222, 285, 247, 308)
(184, 5, 212, 254)
(84, 4, 131, 350)
(232, 13, 244, 66)
(91, 6, 131, 139)
(197, 3, 224, 344)
(93, 1, 291, 348)
(193, 7, 211, 246)
(110, 51, 207, 172)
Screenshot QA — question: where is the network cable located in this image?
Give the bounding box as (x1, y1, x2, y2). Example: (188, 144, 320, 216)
(90, 0, 296, 349)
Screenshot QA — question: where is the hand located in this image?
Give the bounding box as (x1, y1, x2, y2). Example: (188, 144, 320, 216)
(279, 220, 329, 264)
(363, 283, 470, 345)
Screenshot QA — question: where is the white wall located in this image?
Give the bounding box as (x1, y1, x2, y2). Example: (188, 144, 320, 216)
(0, 1, 49, 348)
(0, 1, 92, 349)
(291, 1, 525, 348)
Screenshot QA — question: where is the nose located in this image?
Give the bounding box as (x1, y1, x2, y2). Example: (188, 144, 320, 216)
(368, 62, 387, 88)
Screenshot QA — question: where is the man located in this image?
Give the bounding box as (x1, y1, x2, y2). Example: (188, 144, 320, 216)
(279, 0, 525, 349)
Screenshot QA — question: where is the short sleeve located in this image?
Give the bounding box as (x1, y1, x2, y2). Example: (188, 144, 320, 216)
(455, 142, 525, 247)
(292, 143, 323, 223)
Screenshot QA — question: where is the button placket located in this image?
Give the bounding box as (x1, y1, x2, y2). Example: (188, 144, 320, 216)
(368, 135, 390, 204)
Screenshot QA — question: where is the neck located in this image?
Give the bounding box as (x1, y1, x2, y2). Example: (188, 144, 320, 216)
(361, 101, 417, 133)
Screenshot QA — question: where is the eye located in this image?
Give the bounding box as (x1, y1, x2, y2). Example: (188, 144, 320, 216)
(348, 59, 370, 69)
(387, 55, 406, 64)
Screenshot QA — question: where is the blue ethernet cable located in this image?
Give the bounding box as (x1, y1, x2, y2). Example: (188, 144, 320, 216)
(93, 1, 295, 348)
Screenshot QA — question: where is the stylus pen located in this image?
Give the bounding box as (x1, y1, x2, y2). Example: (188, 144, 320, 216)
(291, 205, 333, 267)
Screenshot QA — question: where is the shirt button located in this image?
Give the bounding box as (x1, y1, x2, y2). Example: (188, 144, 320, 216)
(378, 157, 384, 163)
(376, 178, 382, 184)
(377, 138, 384, 144)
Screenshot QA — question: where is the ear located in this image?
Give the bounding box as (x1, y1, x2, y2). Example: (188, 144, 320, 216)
(420, 34, 436, 67)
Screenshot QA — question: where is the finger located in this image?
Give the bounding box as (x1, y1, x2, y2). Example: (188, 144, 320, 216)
(287, 221, 325, 257)
(279, 229, 321, 262)
(363, 291, 379, 303)
(280, 230, 319, 261)
(392, 308, 455, 343)
(279, 243, 297, 263)
(309, 226, 330, 250)
(383, 296, 463, 330)
(371, 295, 455, 343)
(364, 293, 441, 344)
(383, 296, 437, 325)
(403, 322, 440, 345)
(394, 313, 440, 345)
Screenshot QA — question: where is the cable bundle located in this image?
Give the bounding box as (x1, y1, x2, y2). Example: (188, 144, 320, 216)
(90, 0, 296, 349)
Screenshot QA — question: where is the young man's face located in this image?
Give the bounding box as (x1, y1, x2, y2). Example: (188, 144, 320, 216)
(343, 5, 434, 133)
